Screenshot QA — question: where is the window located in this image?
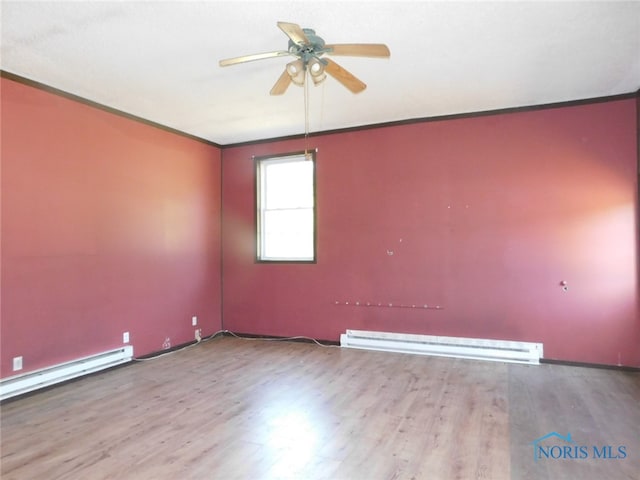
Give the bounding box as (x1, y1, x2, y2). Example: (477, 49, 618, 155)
(256, 151, 316, 262)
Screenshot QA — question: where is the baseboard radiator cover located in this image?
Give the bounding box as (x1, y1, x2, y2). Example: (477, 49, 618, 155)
(0, 346, 134, 401)
(340, 329, 543, 365)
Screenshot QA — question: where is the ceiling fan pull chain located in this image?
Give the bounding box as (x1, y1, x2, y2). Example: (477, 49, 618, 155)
(304, 69, 310, 156)
(320, 79, 326, 131)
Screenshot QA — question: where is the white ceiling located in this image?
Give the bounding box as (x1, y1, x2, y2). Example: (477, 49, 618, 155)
(2, 1, 639, 145)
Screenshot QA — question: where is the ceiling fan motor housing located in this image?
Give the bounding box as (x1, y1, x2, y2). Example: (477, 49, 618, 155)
(288, 28, 327, 62)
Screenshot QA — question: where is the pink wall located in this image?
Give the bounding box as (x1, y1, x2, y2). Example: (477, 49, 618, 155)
(1, 78, 222, 378)
(2, 76, 637, 373)
(222, 99, 639, 367)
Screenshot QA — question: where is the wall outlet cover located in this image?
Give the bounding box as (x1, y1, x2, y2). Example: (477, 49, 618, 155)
(13, 356, 23, 371)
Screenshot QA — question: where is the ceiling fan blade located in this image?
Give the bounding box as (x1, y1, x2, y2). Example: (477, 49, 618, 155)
(325, 43, 391, 58)
(324, 58, 367, 94)
(219, 50, 290, 67)
(270, 68, 292, 95)
(277, 21, 310, 45)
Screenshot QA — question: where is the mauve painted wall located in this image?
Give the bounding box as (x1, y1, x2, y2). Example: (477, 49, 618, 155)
(1, 78, 222, 378)
(222, 99, 639, 367)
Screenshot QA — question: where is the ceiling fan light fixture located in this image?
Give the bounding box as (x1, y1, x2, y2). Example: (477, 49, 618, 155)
(291, 71, 305, 86)
(309, 59, 324, 74)
(286, 59, 303, 76)
(286, 59, 305, 85)
(309, 58, 327, 85)
(311, 72, 327, 85)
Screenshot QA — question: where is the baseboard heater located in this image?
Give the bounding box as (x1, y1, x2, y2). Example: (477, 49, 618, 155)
(0, 346, 134, 401)
(340, 329, 543, 365)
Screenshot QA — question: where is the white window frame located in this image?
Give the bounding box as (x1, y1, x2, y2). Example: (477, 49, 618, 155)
(255, 151, 316, 262)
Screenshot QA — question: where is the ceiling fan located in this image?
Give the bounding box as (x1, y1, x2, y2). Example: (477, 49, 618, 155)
(219, 21, 390, 95)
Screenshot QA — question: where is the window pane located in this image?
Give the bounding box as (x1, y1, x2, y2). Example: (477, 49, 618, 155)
(263, 209, 314, 259)
(264, 161, 314, 209)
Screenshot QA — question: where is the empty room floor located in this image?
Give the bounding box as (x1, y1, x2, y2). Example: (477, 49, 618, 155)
(1, 336, 638, 479)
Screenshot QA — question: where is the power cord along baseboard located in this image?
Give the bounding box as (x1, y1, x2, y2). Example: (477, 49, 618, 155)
(133, 329, 337, 362)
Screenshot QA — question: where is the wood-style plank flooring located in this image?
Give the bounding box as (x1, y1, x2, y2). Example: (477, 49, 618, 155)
(1, 336, 638, 479)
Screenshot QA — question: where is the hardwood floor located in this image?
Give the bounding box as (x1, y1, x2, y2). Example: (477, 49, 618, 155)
(1, 336, 638, 479)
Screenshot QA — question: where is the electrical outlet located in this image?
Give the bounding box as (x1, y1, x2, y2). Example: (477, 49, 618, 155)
(192, 316, 198, 326)
(123, 332, 130, 343)
(13, 356, 23, 371)
(195, 329, 202, 342)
